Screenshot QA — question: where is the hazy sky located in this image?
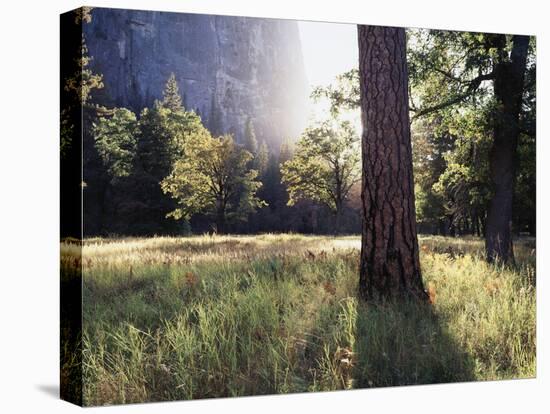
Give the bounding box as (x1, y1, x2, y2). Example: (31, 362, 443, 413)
(297, 20, 360, 128)
(298, 20, 358, 89)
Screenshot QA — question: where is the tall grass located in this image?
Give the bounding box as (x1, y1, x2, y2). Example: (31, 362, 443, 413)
(60, 234, 535, 406)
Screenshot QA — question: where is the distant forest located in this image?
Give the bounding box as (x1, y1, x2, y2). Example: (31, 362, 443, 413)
(61, 8, 535, 238)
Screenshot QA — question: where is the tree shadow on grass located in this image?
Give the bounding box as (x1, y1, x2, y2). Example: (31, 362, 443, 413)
(353, 298, 476, 388)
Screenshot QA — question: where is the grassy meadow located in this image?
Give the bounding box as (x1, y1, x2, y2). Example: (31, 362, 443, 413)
(61, 234, 536, 406)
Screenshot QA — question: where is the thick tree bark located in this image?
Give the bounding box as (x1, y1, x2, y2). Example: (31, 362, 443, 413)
(357, 25, 427, 301)
(485, 35, 530, 264)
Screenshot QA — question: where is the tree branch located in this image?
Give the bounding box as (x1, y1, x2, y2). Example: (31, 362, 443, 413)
(411, 72, 494, 120)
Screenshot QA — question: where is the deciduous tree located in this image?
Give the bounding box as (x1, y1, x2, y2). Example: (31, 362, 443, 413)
(162, 134, 266, 233)
(485, 34, 530, 263)
(281, 117, 360, 233)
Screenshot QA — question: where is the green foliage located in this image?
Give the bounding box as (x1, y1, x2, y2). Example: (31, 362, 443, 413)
(161, 134, 266, 229)
(250, 143, 304, 233)
(130, 97, 208, 234)
(137, 74, 207, 177)
(433, 108, 492, 228)
(281, 118, 360, 213)
(308, 30, 534, 237)
(137, 103, 178, 179)
(311, 69, 360, 115)
(79, 26, 534, 238)
(407, 30, 536, 235)
(412, 119, 449, 231)
(71, 234, 535, 405)
(87, 73, 211, 235)
(137, 101, 202, 177)
(413, 106, 493, 234)
(407, 29, 495, 119)
(93, 108, 138, 179)
(64, 38, 104, 106)
(61, 9, 103, 160)
(515, 129, 536, 233)
(514, 48, 536, 234)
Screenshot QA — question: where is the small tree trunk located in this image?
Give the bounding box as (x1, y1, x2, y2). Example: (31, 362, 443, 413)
(215, 198, 226, 234)
(334, 165, 344, 235)
(474, 212, 481, 237)
(334, 205, 343, 235)
(485, 35, 529, 264)
(438, 220, 447, 236)
(357, 25, 427, 301)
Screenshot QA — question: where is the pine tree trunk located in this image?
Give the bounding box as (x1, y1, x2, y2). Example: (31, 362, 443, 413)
(357, 25, 427, 301)
(485, 35, 529, 264)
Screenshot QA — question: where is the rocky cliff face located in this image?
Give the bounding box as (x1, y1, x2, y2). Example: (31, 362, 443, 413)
(84, 7, 309, 149)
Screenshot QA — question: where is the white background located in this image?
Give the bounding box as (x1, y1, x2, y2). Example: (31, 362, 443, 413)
(0, 0, 547, 412)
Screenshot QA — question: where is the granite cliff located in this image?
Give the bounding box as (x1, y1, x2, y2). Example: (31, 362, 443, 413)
(84, 7, 309, 149)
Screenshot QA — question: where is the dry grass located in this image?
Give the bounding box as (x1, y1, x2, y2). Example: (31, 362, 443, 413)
(60, 234, 536, 406)
(77, 234, 357, 265)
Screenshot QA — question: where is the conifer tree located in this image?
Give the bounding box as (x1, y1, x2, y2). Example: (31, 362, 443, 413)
(209, 93, 222, 136)
(162, 73, 183, 112)
(256, 140, 269, 176)
(358, 25, 426, 300)
(244, 117, 258, 155)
